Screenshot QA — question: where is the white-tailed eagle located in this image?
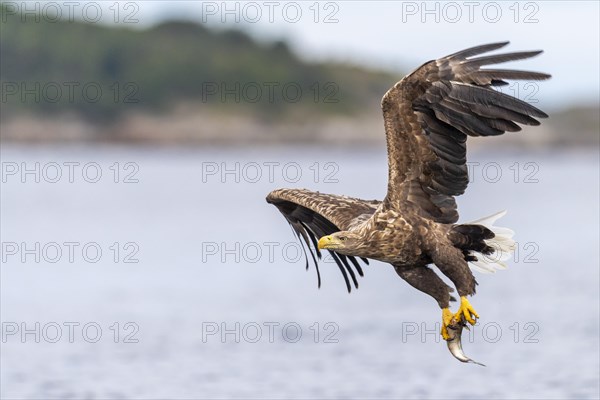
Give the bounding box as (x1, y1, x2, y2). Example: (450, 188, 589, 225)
(266, 42, 549, 363)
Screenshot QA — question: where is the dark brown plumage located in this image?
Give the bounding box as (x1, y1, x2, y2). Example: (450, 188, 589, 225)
(266, 42, 549, 338)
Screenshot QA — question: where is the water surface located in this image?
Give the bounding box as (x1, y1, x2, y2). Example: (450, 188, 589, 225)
(1, 144, 598, 399)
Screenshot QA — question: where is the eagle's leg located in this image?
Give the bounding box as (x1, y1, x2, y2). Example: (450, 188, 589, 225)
(394, 265, 456, 340)
(431, 246, 479, 327)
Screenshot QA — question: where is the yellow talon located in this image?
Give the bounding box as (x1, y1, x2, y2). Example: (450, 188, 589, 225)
(455, 296, 479, 325)
(441, 307, 454, 341)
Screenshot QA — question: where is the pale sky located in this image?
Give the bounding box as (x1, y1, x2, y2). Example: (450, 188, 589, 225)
(33, 1, 600, 110)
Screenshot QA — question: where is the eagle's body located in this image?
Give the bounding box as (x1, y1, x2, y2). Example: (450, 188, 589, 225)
(266, 42, 549, 347)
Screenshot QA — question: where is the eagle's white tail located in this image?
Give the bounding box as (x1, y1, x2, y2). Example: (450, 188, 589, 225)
(467, 210, 516, 274)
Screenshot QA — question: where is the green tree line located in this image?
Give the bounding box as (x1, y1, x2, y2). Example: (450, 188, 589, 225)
(1, 4, 396, 122)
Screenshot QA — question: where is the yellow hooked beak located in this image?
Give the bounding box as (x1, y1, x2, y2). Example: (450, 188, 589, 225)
(318, 235, 340, 250)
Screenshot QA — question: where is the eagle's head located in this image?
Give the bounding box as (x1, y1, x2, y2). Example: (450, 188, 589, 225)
(317, 231, 362, 255)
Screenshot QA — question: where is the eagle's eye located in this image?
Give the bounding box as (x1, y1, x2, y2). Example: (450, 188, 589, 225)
(339, 236, 347, 241)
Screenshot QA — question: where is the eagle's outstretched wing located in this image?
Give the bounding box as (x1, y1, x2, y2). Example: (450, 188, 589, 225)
(381, 41, 550, 223)
(266, 188, 380, 292)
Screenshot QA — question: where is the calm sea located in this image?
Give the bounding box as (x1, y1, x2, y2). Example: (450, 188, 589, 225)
(1, 144, 598, 399)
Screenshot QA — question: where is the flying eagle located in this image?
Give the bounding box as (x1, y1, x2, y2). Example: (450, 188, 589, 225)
(266, 42, 549, 353)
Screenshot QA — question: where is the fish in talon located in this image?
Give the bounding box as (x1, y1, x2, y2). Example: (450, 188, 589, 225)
(446, 319, 485, 366)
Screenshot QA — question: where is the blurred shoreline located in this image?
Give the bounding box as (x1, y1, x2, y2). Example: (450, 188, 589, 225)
(1, 5, 598, 148)
(1, 103, 598, 148)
